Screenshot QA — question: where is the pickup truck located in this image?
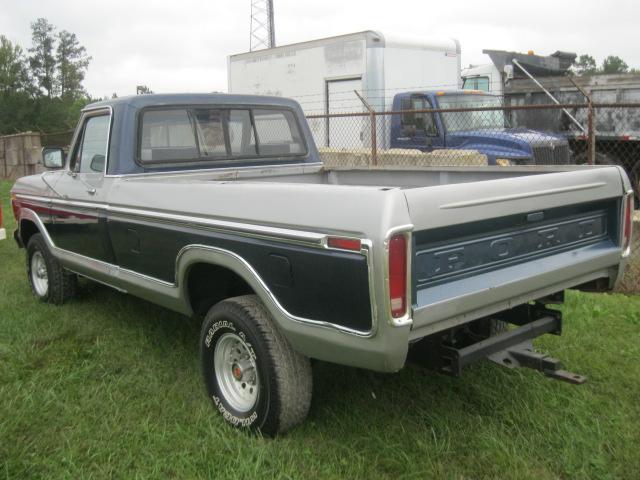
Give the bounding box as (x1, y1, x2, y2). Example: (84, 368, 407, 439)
(10, 94, 634, 435)
(391, 90, 572, 165)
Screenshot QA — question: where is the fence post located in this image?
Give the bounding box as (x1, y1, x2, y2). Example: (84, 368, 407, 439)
(354, 90, 377, 166)
(587, 100, 595, 165)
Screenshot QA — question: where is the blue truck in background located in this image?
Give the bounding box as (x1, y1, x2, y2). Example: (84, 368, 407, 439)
(390, 90, 571, 165)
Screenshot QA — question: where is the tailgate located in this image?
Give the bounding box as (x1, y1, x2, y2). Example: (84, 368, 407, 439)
(405, 167, 625, 339)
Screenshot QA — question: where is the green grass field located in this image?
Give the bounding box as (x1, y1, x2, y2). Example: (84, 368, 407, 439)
(1, 179, 640, 479)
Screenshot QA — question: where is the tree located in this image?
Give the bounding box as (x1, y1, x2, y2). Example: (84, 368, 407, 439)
(136, 85, 153, 95)
(0, 36, 36, 133)
(56, 30, 91, 99)
(601, 55, 629, 74)
(0, 35, 31, 94)
(574, 54, 597, 75)
(28, 18, 57, 97)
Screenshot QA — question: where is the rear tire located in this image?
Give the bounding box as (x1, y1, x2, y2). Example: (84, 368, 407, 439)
(200, 295, 312, 436)
(26, 233, 77, 304)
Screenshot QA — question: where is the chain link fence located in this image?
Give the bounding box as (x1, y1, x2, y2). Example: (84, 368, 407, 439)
(307, 101, 639, 293)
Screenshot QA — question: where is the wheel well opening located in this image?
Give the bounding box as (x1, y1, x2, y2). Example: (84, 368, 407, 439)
(20, 219, 40, 247)
(186, 263, 255, 316)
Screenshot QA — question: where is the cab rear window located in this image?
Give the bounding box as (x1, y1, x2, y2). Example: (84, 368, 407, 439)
(138, 106, 306, 165)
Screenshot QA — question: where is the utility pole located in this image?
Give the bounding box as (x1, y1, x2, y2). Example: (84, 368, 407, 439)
(250, 0, 275, 51)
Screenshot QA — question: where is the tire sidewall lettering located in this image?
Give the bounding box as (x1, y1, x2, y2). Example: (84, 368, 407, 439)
(202, 316, 265, 429)
(204, 320, 236, 348)
(212, 395, 259, 428)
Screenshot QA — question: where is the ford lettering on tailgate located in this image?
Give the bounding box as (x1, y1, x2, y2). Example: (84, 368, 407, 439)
(415, 207, 612, 289)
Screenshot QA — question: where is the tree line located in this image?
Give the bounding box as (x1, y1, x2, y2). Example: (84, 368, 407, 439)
(573, 54, 638, 75)
(0, 18, 92, 135)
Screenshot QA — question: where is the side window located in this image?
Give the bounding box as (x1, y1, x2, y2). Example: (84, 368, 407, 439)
(400, 97, 414, 127)
(401, 96, 437, 136)
(228, 110, 257, 156)
(77, 115, 110, 174)
(140, 109, 198, 162)
(411, 97, 426, 130)
(193, 109, 226, 157)
(253, 109, 304, 155)
(476, 77, 490, 92)
(462, 78, 476, 90)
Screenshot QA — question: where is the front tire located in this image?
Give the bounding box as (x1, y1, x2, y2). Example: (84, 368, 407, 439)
(200, 295, 312, 436)
(26, 233, 77, 304)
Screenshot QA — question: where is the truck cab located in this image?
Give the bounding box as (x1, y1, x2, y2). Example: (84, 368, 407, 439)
(390, 90, 571, 165)
(461, 63, 502, 95)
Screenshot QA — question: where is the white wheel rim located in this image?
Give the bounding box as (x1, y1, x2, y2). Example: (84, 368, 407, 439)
(214, 332, 259, 412)
(31, 251, 49, 297)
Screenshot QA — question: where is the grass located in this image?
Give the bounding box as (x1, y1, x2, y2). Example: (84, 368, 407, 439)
(1, 179, 640, 480)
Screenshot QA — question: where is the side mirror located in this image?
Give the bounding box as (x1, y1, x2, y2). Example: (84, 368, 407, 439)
(90, 154, 105, 173)
(42, 147, 65, 169)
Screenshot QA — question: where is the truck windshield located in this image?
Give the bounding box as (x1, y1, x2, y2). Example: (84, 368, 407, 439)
(437, 94, 507, 132)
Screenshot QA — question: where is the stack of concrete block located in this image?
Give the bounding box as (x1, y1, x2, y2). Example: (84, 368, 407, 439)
(318, 147, 487, 169)
(0, 132, 42, 180)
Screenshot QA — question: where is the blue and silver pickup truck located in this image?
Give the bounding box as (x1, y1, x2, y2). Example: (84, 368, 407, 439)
(10, 94, 634, 435)
(390, 90, 571, 165)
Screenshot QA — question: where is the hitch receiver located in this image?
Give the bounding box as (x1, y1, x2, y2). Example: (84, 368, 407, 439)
(410, 304, 587, 384)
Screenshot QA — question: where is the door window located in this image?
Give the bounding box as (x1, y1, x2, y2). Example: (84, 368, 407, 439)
(77, 115, 110, 173)
(401, 96, 437, 136)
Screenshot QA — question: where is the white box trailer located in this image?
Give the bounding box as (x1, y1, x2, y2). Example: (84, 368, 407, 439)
(228, 30, 461, 149)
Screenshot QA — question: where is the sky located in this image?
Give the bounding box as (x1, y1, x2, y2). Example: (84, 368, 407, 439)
(1, 0, 638, 99)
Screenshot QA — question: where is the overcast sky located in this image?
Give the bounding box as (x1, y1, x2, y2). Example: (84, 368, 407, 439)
(1, 0, 638, 98)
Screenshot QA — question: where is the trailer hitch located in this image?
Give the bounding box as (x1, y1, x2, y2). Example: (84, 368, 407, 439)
(409, 303, 587, 384)
(488, 341, 587, 385)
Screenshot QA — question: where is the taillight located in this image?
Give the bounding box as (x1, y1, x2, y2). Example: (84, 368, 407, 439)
(622, 193, 634, 255)
(388, 234, 407, 318)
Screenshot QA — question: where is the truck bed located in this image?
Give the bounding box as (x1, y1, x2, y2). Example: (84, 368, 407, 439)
(140, 163, 603, 189)
(115, 163, 627, 342)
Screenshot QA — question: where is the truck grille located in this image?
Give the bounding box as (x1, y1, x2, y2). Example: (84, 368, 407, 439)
(532, 144, 570, 165)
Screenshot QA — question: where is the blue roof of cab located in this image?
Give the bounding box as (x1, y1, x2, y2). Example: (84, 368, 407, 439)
(85, 92, 301, 110)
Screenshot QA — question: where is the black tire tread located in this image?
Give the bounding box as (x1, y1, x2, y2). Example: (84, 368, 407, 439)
(219, 295, 312, 434)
